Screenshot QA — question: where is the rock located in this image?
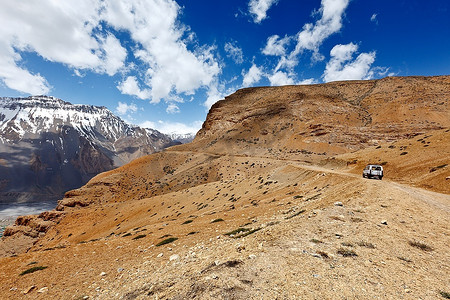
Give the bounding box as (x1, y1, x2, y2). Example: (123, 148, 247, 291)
(100, 272, 107, 276)
(169, 254, 179, 261)
(381, 220, 388, 225)
(248, 254, 257, 259)
(334, 201, 343, 206)
(117, 268, 124, 273)
(23, 285, 36, 294)
(157, 253, 163, 258)
(38, 287, 48, 293)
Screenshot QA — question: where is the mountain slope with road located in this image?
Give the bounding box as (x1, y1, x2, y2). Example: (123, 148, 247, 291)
(0, 76, 448, 299)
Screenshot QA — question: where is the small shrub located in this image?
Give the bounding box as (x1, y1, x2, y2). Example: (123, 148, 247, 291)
(238, 228, 261, 238)
(187, 231, 198, 235)
(20, 266, 48, 276)
(400, 151, 408, 155)
(350, 217, 363, 223)
(440, 291, 450, 299)
(132, 234, 146, 240)
(357, 241, 375, 249)
(182, 220, 193, 225)
(397, 256, 412, 263)
(225, 227, 261, 238)
(225, 228, 251, 236)
(285, 209, 306, 219)
(341, 242, 354, 247)
(211, 218, 224, 223)
(310, 238, 323, 244)
(122, 233, 132, 237)
(317, 251, 329, 258)
(156, 237, 178, 247)
(337, 248, 357, 257)
(408, 240, 433, 251)
(430, 164, 448, 172)
(305, 194, 321, 202)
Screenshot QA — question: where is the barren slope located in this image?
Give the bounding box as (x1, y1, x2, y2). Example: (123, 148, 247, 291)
(0, 76, 448, 299)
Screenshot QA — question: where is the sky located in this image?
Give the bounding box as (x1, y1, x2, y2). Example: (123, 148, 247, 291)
(0, 0, 449, 135)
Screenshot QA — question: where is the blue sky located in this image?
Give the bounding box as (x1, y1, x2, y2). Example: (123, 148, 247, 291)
(0, 0, 449, 135)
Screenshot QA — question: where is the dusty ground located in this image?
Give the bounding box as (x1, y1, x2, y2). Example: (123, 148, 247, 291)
(0, 76, 449, 299)
(0, 148, 448, 299)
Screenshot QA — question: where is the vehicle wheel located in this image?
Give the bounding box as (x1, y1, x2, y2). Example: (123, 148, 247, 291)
(379, 176, 383, 180)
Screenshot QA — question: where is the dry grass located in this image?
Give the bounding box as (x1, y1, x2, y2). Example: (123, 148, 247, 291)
(408, 240, 433, 251)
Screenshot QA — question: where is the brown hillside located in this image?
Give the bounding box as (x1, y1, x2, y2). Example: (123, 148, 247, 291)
(0, 76, 448, 299)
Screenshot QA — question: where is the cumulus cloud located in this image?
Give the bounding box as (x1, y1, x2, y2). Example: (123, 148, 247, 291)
(262, 35, 291, 56)
(249, 0, 279, 23)
(242, 64, 264, 87)
(117, 76, 151, 100)
(371, 13, 377, 22)
(322, 43, 376, 82)
(0, 0, 128, 94)
(293, 0, 349, 55)
(0, 0, 220, 105)
(116, 101, 138, 115)
(166, 103, 180, 114)
(204, 84, 226, 109)
(102, 0, 220, 103)
(262, 0, 350, 74)
(140, 120, 203, 135)
(268, 71, 295, 86)
(224, 42, 244, 64)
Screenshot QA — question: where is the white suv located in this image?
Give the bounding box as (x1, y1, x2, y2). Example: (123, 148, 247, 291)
(363, 164, 383, 180)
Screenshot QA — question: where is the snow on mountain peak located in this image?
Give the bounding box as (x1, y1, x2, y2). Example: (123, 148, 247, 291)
(0, 96, 134, 142)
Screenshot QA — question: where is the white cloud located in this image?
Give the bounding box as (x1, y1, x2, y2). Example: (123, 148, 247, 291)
(166, 103, 180, 114)
(0, 0, 130, 94)
(204, 84, 226, 109)
(117, 76, 151, 100)
(0, 45, 51, 94)
(102, 0, 220, 103)
(249, 0, 279, 23)
(257, 0, 351, 86)
(292, 0, 350, 60)
(371, 13, 378, 23)
(242, 64, 263, 87)
(262, 35, 291, 56)
(298, 78, 317, 85)
(224, 42, 244, 64)
(0, 0, 220, 104)
(262, 0, 350, 74)
(323, 43, 376, 82)
(268, 71, 295, 86)
(140, 120, 203, 135)
(116, 101, 138, 115)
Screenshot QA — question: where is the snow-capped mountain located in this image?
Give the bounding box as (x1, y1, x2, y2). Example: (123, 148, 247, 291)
(0, 96, 177, 203)
(166, 133, 196, 144)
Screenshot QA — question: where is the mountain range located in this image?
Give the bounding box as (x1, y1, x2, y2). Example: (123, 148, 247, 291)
(0, 96, 178, 204)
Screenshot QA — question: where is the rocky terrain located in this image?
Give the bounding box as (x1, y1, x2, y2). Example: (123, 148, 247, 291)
(0, 96, 177, 204)
(0, 76, 448, 299)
